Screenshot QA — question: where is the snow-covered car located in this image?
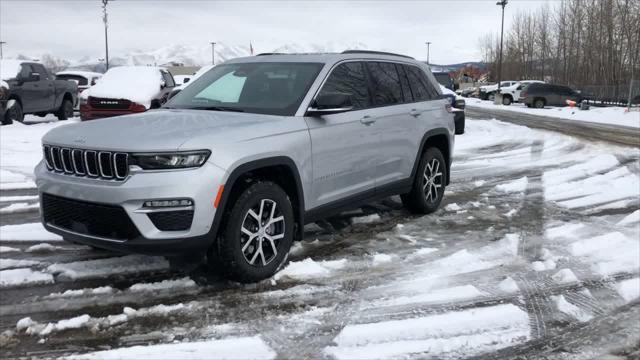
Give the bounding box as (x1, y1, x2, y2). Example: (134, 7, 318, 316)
(440, 85, 465, 135)
(497, 80, 544, 105)
(479, 81, 518, 100)
(1, 59, 78, 124)
(80, 66, 176, 121)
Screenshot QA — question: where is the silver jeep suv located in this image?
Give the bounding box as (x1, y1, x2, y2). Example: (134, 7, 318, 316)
(36, 51, 456, 282)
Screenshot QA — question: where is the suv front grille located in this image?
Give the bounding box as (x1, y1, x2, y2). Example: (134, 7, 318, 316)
(43, 145, 129, 181)
(42, 193, 140, 241)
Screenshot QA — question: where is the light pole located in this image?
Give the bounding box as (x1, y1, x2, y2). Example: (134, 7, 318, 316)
(496, 0, 508, 91)
(425, 42, 431, 65)
(102, 0, 112, 70)
(210, 42, 216, 65)
(0, 41, 6, 59)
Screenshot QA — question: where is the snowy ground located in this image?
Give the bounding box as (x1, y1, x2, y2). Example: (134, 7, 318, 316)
(0, 114, 639, 359)
(467, 99, 640, 129)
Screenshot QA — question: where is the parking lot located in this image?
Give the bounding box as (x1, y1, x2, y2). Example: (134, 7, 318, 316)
(1, 114, 638, 359)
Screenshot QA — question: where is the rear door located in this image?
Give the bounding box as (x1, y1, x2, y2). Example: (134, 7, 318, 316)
(304, 61, 379, 207)
(365, 61, 417, 187)
(18, 64, 40, 113)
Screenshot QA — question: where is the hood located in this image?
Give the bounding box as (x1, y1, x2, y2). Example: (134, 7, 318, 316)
(42, 109, 303, 152)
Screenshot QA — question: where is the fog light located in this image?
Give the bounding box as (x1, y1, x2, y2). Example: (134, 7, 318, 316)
(144, 199, 193, 208)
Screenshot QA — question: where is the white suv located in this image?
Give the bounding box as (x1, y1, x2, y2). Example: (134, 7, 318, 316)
(498, 80, 545, 105)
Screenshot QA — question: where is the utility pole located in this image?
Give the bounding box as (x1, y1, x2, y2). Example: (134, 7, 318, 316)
(496, 0, 508, 91)
(210, 42, 216, 65)
(425, 42, 431, 65)
(0, 41, 5, 59)
(102, 0, 111, 71)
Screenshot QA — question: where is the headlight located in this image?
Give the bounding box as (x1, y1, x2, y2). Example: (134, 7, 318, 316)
(131, 150, 211, 170)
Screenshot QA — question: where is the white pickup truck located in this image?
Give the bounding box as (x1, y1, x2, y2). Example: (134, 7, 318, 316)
(497, 80, 545, 105)
(478, 81, 518, 101)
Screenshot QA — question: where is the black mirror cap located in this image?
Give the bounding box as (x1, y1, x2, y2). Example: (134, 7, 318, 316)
(314, 92, 353, 109)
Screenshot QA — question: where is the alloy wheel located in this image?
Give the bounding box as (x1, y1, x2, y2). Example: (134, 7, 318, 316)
(240, 198, 285, 266)
(422, 158, 443, 203)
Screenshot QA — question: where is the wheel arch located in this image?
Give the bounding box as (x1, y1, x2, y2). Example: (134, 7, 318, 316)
(412, 128, 452, 186)
(214, 156, 305, 242)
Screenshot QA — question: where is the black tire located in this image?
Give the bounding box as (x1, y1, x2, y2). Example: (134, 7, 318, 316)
(502, 96, 512, 105)
(208, 181, 294, 283)
(35, 112, 47, 117)
(56, 99, 74, 120)
(526, 103, 532, 108)
(534, 98, 545, 109)
(1, 108, 13, 125)
(488, 92, 496, 101)
(401, 147, 447, 214)
(6, 101, 23, 123)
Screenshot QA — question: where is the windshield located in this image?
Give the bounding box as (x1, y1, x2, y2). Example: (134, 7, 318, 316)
(166, 62, 323, 116)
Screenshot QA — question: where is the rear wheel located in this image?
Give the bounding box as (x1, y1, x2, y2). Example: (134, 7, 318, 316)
(208, 181, 294, 283)
(402, 147, 447, 214)
(502, 96, 512, 105)
(533, 98, 545, 109)
(56, 99, 73, 120)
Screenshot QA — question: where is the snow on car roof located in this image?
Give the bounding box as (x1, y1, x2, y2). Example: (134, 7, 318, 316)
(83, 66, 165, 108)
(0, 59, 25, 81)
(56, 70, 103, 78)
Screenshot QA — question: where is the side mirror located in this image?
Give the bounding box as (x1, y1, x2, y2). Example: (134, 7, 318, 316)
(183, 78, 190, 84)
(306, 92, 353, 116)
(28, 73, 40, 82)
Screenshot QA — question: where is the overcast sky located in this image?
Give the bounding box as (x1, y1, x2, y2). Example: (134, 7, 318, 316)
(1, 0, 552, 64)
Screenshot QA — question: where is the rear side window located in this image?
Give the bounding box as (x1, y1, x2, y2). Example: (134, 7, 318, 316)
(366, 62, 403, 106)
(161, 71, 175, 87)
(404, 65, 439, 101)
(57, 74, 88, 86)
(318, 62, 371, 110)
(397, 64, 413, 102)
(31, 64, 49, 79)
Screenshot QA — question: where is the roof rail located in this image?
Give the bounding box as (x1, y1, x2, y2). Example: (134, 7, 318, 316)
(256, 52, 286, 56)
(342, 50, 414, 59)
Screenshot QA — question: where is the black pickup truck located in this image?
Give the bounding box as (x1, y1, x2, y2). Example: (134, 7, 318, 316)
(1, 60, 77, 125)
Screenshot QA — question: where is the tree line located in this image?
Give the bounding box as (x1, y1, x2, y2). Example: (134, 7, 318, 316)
(479, 0, 639, 96)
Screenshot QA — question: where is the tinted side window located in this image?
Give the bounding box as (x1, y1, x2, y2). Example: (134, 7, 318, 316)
(366, 62, 403, 106)
(318, 62, 371, 110)
(397, 64, 413, 102)
(162, 71, 175, 87)
(19, 64, 32, 78)
(405, 65, 439, 101)
(32, 64, 49, 79)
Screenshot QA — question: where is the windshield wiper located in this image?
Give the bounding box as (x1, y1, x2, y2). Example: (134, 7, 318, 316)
(194, 106, 245, 113)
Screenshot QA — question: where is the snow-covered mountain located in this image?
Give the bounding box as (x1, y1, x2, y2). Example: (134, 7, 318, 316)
(13, 41, 370, 72)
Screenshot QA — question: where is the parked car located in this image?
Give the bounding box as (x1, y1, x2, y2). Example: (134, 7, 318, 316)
(1, 59, 78, 123)
(439, 85, 465, 135)
(479, 81, 518, 100)
(432, 71, 458, 91)
(80, 66, 176, 121)
(173, 74, 193, 86)
(497, 80, 544, 105)
(36, 50, 456, 283)
(520, 83, 583, 108)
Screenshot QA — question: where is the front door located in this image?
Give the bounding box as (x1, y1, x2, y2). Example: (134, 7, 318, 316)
(304, 61, 378, 208)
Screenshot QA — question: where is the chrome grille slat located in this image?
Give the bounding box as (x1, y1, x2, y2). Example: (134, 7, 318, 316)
(43, 145, 128, 181)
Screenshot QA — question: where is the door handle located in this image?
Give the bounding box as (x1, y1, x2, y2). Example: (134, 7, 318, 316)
(409, 109, 421, 117)
(360, 115, 376, 125)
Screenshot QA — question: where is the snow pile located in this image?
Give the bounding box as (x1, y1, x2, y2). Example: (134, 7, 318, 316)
(65, 336, 276, 360)
(0, 258, 40, 270)
(542, 154, 619, 186)
(26, 243, 63, 253)
(83, 66, 164, 108)
(468, 99, 640, 129)
(0, 246, 20, 253)
(128, 277, 197, 292)
(444, 203, 461, 211)
(371, 253, 393, 265)
(498, 277, 519, 293)
(568, 232, 639, 276)
(552, 295, 593, 322)
(0, 202, 39, 215)
(47, 255, 170, 280)
(552, 269, 579, 284)
(545, 223, 585, 240)
(615, 278, 640, 303)
(325, 304, 530, 359)
(274, 258, 346, 281)
(0, 195, 39, 202)
(47, 286, 115, 299)
(366, 285, 486, 308)
(351, 214, 381, 225)
(618, 210, 640, 227)
(0, 223, 62, 242)
(495, 177, 528, 193)
(0, 268, 54, 287)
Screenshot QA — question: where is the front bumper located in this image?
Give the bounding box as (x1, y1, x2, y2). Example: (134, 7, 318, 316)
(35, 161, 226, 255)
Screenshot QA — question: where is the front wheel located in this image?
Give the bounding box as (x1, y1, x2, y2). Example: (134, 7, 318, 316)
(533, 98, 545, 109)
(56, 99, 73, 120)
(402, 147, 447, 214)
(6, 102, 23, 123)
(208, 181, 294, 283)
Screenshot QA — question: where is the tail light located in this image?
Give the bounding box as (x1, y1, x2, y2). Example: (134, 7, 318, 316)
(131, 102, 147, 112)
